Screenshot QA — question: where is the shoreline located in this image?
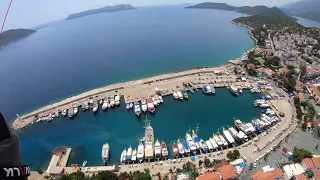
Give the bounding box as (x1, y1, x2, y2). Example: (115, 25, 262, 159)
(12, 21, 258, 131)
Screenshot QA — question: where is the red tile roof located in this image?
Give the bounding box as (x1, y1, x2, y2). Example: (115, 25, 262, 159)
(303, 158, 315, 169)
(312, 157, 320, 167)
(295, 173, 307, 180)
(198, 172, 220, 180)
(296, 80, 303, 85)
(251, 168, 283, 180)
(217, 164, 237, 180)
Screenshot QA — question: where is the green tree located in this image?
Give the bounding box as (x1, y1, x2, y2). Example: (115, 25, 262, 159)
(227, 150, 240, 161)
(36, 168, 43, 175)
(119, 172, 130, 180)
(293, 147, 312, 163)
(144, 168, 150, 174)
(300, 101, 307, 108)
(95, 171, 118, 180)
(59, 171, 86, 180)
(281, 78, 296, 93)
(198, 160, 204, 167)
(204, 158, 211, 168)
(307, 103, 316, 120)
(131, 171, 152, 180)
(302, 123, 307, 131)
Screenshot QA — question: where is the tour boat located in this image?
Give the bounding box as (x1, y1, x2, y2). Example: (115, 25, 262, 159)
(173, 143, 180, 157)
(210, 85, 216, 94)
(68, 108, 74, 118)
(155, 140, 161, 160)
(126, 102, 130, 110)
(73, 107, 78, 115)
(115, 95, 120, 106)
(62, 110, 67, 116)
(177, 139, 185, 156)
(206, 140, 214, 152)
(228, 127, 242, 142)
(182, 90, 188, 99)
(229, 86, 239, 96)
(158, 96, 164, 103)
(192, 130, 201, 150)
(156, 96, 161, 104)
(218, 133, 229, 147)
(222, 127, 235, 144)
(161, 141, 168, 158)
(109, 96, 115, 107)
(183, 139, 190, 154)
(146, 98, 155, 113)
(206, 85, 212, 94)
(209, 138, 218, 150)
(137, 141, 144, 163)
(131, 149, 137, 162)
(126, 146, 133, 162)
(200, 139, 209, 152)
(120, 149, 127, 164)
(202, 86, 209, 94)
(186, 132, 197, 154)
(92, 101, 98, 113)
(213, 133, 223, 147)
(152, 97, 158, 106)
(102, 99, 108, 110)
(129, 102, 134, 109)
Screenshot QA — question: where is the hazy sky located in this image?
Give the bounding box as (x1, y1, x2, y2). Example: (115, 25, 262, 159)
(0, 0, 298, 30)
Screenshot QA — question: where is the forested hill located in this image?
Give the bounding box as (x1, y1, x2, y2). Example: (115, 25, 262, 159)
(66, 4, 136, 20)
(187, 2, 297, 28)
(0, 29, 36, 49)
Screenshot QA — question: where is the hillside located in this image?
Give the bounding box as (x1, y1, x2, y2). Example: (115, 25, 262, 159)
(281, 0, 320, 22)
(0, 29, 36, 49)
(66, 4, 136, 20)
(187, 2, 296, 28)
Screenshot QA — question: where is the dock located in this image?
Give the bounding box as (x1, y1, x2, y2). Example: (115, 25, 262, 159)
(12, 63, 247, 130)
(46, 147, 72, 175)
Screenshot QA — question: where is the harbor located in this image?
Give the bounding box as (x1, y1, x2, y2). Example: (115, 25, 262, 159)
(12, 63, 259, 130)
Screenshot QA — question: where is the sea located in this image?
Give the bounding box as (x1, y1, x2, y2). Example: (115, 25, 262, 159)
(0, 5, 262, 169)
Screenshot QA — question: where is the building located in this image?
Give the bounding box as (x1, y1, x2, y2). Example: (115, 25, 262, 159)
(311, 157, 320, 168)
(297, 93, 305, 101)
(294, 173, 307, 180)
(217, 164, 237, 180)
(295, 80, 303, 92)
(251, 168, 283, 180)
(308, 85, 320, 105)
(301, 158, 315, 171)
(198, 172, 221, 180)
(305, 66, 320, 80)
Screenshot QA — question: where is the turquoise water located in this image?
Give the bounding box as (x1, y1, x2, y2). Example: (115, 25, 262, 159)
(18, 89, 262, 169)
(0, 5, 258, 169)
(0, 6, 253, 122)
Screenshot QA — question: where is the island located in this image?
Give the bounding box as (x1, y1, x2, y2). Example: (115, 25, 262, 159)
(281, 0, 320, 23)
(65, 4, 136, 20)
(0, 29, 36, 49)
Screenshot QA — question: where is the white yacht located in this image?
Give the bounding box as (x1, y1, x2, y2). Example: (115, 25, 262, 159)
(134, 101, 141, 116)
(177, 91, 183, 100)
(131, 148, 137, 162)
(155, 139, 161, 160)
(109, 96, 115, 107)
(158, 96, 164, 103)
(209, 138, 218, 149)
(186, 132, 197, 154)
(73, 107, 78, 115)
(137, 141, 144, 163)
(213, 133, 223, 146)
(120, 149, 127, 164)
(152, 97, 158, 106)
(115, 95, 120, 106)
(156, 96, 161, 104)
(92, 101, 98, 113)
(229, 86, 239, 96)
(218, 133, 229, 147)
(62, 110, 67, 116)
(126, 146, 133, 162)
(102, 99, 109, 110)
(206, 140, 214, 152)
(141, 100, 147, 113)
(173, 92, 178, 99)
(68, 108, 74, 118)
(101, 143, 110, 164)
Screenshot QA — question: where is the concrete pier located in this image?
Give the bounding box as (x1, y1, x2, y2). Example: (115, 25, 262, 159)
(12, 63, 246, 130)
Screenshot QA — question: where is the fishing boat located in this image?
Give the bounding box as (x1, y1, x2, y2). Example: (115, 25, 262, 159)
(115, 95, 120, 106)
(213, 133, 223, 147)
(173, 143, 180, 157)
(120, 149, 127, 164)
(177, 91, 183, 100)
(182, 139, 190, 155)
(85, 103, 89, 110)
(161, 141, 168, 158)
(82, 160, 87, 167)
(102, 99, 108, 110)
(126, 146, 133, 162)
(101, 143, 110, 164)
(246, 123, 256, 134)
(131, 149, 137, 162)
(82, 104, 86, 111)
(92, 101, 98, 113)
(182, 90, 188, 99)
(239, 89, 243, 94)
(89, 100, 94, 109)
(173, 92, 178, 99)
(229, 86, 239, 96)
(228, 127, 242, 142)
(129, 102, 134, 109)
(251, 120, 262, 132)
(209, 138, 218, 150)
(144, 119, 154, 162)
(177, 139, 185, 156)
(186, 132, 197, 154)
(189, 89, 195, 94)
(68, 108, 74, 118)
(206, 140, 214, 152)
(134, 101, 141, 116)
(146, 98, 155, 113)
(73, 107, 78, 115)
(137, 140, 144, 163)
(202, 86, 209, 94)
(222, 127, 235, 144)
(218, 133, 228, 147)
(152, 97, 158, 106)
(62, 110, 67, 116)
(260, 103, 270, 108)
(109, 96, 115, 107)
(210, 85, 216, 94)
(141, 100, 147, 113)
(126, 102, 130, 110)
(158, 96, 164, 103)
(154, 140, 161, 160)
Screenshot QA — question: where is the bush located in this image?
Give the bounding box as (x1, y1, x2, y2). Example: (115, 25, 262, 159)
(227, 150, 240, 161)
(302, 123, 307, 131)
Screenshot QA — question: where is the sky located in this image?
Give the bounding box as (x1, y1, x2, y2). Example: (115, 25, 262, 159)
(0, 0, 298, 30)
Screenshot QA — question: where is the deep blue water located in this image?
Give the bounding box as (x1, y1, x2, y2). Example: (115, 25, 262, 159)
(296, 17, 320, 28)
(0, 6, 257, 169)
(19, 89, 262, 168)
(0, 6, 253, 122)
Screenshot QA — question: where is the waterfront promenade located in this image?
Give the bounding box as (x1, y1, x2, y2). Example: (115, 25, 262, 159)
(12, 63, 241, 130)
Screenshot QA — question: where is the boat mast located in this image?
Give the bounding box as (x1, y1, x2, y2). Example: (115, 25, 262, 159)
(195, 123, 199, 134)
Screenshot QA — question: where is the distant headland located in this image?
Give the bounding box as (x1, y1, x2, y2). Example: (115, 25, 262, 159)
(65, 4, 136, 20)
(0, 29, 36, 49)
